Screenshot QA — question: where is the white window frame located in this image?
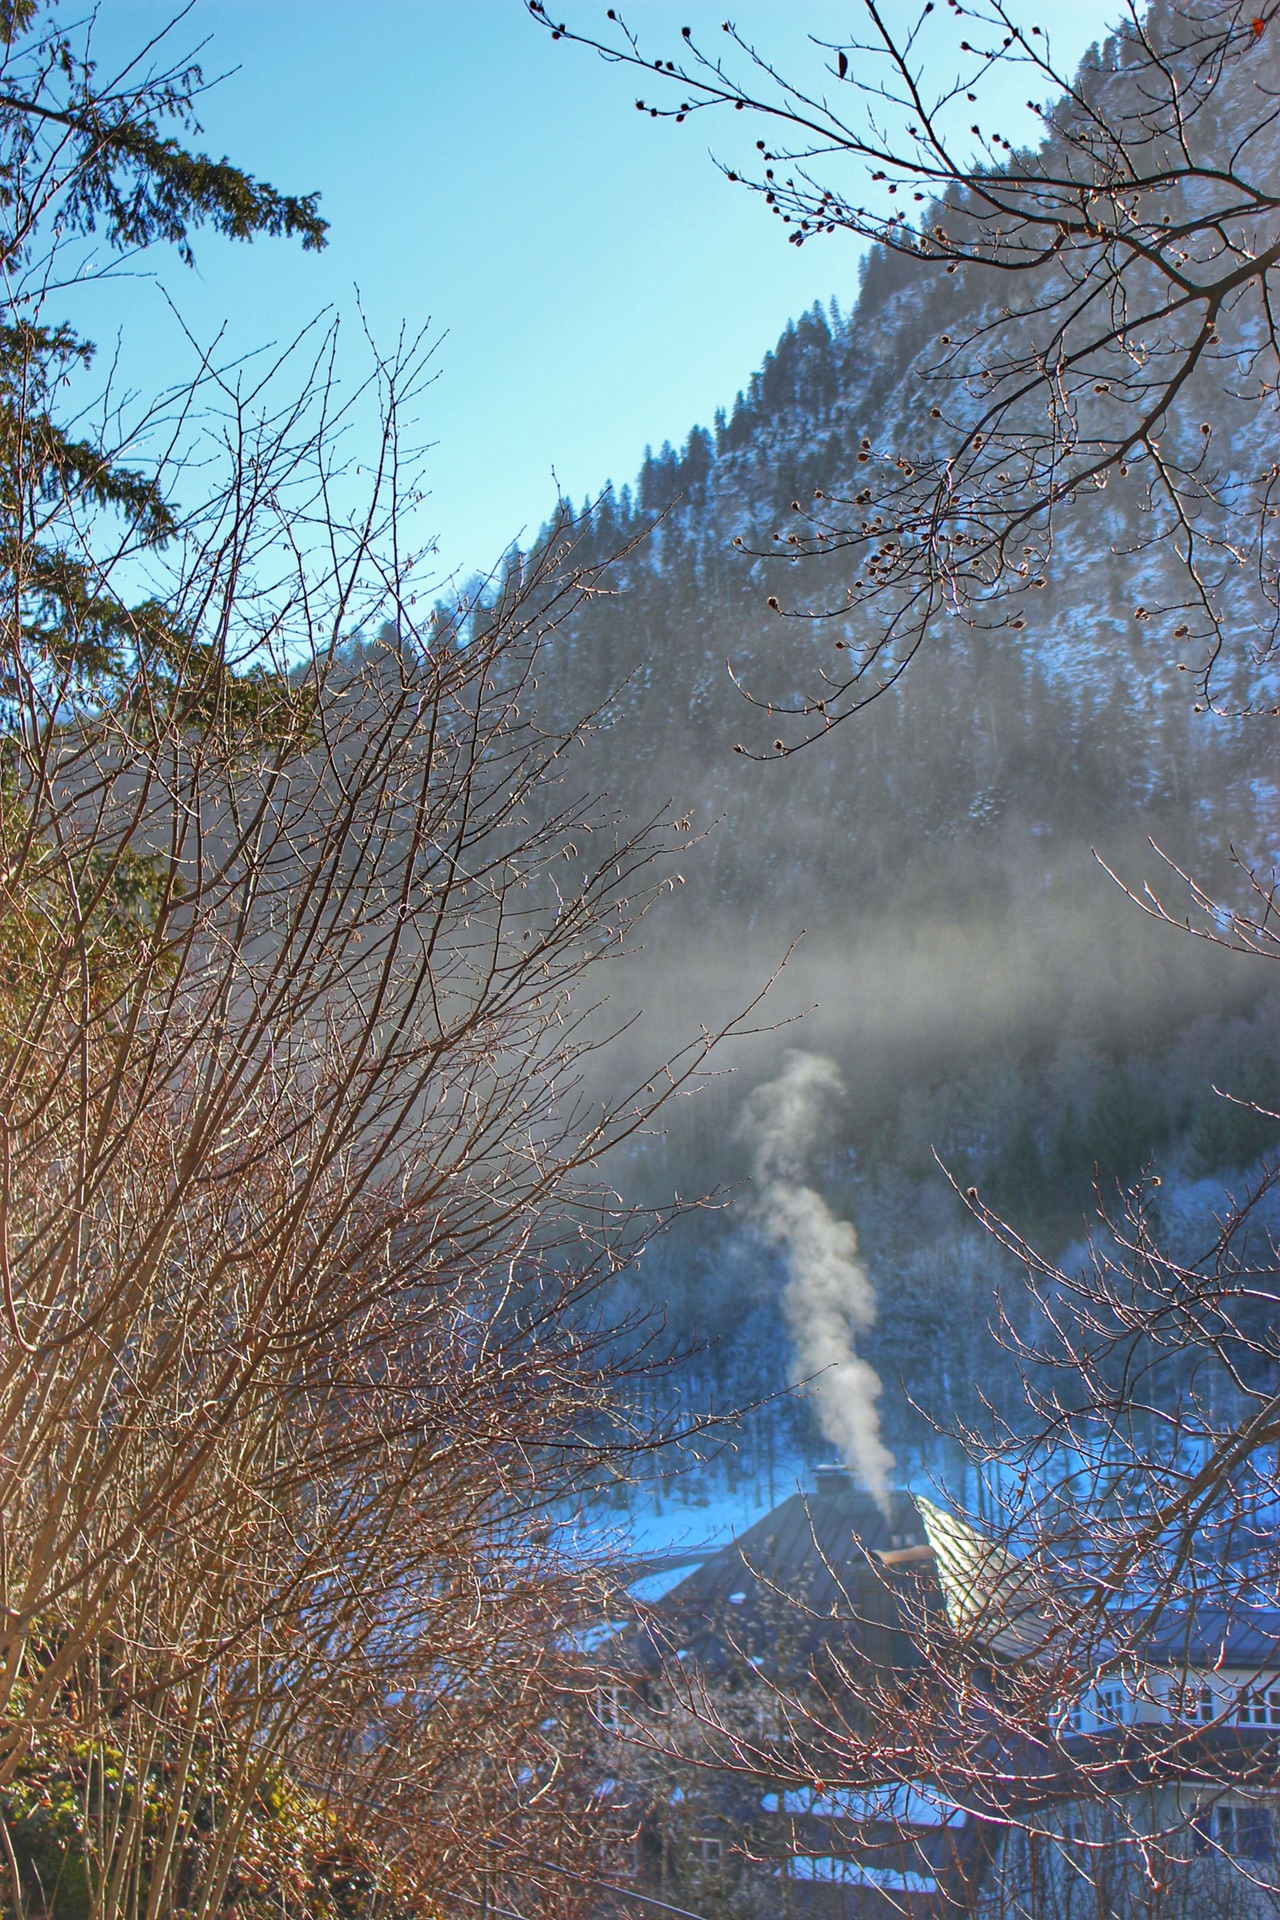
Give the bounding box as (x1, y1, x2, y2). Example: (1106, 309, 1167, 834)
(596, 1685, 625, 1731)
(602, 1829, 639, 1877)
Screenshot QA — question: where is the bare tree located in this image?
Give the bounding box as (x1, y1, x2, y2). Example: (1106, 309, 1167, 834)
(0, 324, 754, 1920)
(0, 7, 762, 1914)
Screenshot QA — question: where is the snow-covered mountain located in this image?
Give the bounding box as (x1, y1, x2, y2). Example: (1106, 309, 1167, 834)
(518, 17, 1280, 1451)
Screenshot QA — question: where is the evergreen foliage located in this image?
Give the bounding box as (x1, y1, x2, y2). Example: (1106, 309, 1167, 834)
(0, 2, 325, 722)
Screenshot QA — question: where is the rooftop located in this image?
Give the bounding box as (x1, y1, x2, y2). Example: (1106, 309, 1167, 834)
(623, 1468, 933, 1675)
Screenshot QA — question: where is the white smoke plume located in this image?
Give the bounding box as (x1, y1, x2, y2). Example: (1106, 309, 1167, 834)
(745, 1051, 895, 1508)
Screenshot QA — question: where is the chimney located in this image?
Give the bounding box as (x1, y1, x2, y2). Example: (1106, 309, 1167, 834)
(812, 1462, 856, 1492)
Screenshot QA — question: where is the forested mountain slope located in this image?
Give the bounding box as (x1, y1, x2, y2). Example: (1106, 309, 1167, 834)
(517, 41, 1280, 1452)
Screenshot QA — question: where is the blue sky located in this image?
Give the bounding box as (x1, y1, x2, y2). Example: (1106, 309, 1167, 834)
(89, 2, 1118, 587)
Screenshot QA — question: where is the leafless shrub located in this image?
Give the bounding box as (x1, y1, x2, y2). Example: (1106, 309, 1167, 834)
(0, 8, 769, 1911)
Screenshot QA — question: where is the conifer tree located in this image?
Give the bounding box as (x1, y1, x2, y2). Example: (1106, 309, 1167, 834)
(0, 0, 325, 724)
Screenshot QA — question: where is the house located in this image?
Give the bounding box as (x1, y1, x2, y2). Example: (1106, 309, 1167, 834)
(589, 1472, 1280, 1920)
(994, 1605, 1280, 1918)
(592, 1467, 994, 1917)
(913, 1500, 1280, 1920)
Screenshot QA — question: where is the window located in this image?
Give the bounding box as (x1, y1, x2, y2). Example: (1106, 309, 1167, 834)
(1097, 1685, 1127, 1726)
(1060, 1812, 1089, 1845)
(595, 1686, 624, 1731)
(696, 1836, 723, 1866)
(1237, 1687, 1280, 1727)
(602, 1831, 639, 1878)
(1193, 1803, 1274, 1862)
(1170, 1682, 1212, 1723)
(1235, 1808, 1274, 1861)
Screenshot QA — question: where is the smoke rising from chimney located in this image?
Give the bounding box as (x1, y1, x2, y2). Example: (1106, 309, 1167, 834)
(745, 1051, 895, 1507)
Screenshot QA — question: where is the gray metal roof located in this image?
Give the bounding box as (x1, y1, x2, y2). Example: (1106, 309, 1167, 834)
(629, 1475, 1280, 1685)
(625, 1468, 931, 1674)
(1131, 1606, 1280, 1672)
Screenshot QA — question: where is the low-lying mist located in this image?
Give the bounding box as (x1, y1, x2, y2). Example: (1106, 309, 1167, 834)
(581, 826, 1278, 1466)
